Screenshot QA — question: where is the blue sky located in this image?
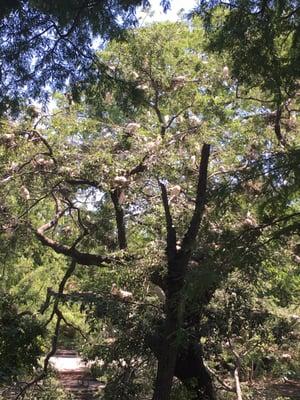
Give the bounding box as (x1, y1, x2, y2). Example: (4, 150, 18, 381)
(137, 0, 197, 23)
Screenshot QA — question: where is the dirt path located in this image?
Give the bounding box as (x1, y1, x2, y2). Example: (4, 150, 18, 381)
(50, 349, 104, 400)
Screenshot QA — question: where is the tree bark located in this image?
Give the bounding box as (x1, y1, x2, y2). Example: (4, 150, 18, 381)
(111, 188, 127, 250)
(274, 106, 286, 146)
(234, 367, 243, 400)
(152, 256, 188, 400)
(175, 342, 217, 400)
(148, 334, 216, 400)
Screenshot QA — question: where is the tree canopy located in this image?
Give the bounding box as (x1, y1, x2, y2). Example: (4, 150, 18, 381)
(0, 0, 171, 113)
(0, 5, 300, 400)
(0, 19, 299, 400)
(196, 0, 300, 145)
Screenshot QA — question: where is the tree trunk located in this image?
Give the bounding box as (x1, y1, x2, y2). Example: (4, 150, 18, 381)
(152, 144, 210, 400)
(175, 342, 217, 400)
(148, 333, 216, 400)
(152, 340, 178, 400)
(152, 258, 187, 400)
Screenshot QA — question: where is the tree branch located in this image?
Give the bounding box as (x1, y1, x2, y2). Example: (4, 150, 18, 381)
(34, 211, 113, 266)
(274, 106, 286, 146)
(158, 179, 177, 260)
(40, 259, 77, 315)
(15, 308, 62, 400)
(111, 189, 127, 250)
(204, 362, 235, 393)
(235, 85, 273, 104)
(181, 143, 210, 252)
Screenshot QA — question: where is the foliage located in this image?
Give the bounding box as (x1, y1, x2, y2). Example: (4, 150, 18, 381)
(195, 0, 300, 146)
(0, 0, 171, 114)
(0, 291, 45, 384)
(197, 1, 300, 97)
(0, 14, 299, 400)
(0, 374, 72, 400)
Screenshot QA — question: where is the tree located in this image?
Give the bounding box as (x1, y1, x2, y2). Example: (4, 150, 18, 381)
(1, 18, 299, 400)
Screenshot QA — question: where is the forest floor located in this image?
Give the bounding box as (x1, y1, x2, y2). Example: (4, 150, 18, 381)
(1, 356, 299, 400)
(243, 378, 300, 399)
(49, 350, 300, 400)
(49, 349, 105, 400)
(270, 380, 300, 398)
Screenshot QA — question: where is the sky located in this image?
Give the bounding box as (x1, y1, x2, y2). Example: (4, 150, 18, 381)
(137, 0, 197, 24)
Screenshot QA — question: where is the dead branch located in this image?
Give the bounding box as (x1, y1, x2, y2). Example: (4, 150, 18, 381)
(234, 367, 243, 400)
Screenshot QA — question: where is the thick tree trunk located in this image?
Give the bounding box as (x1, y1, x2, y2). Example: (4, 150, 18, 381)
(152, 144, 211, 400)
(148, 333, 216, 400)
(152, 258, 187, 400)
(152, 340, 178, 400)
(175, 342, 217, 400)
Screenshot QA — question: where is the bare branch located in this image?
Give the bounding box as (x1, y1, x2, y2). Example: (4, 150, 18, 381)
(111, 189, 127, 250)
(158, 179, 177, 260)
(181, 143, 210, 252)
(234, 367, 243, 400)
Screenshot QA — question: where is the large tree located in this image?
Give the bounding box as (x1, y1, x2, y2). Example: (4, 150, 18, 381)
(1, 17, 299, 400)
